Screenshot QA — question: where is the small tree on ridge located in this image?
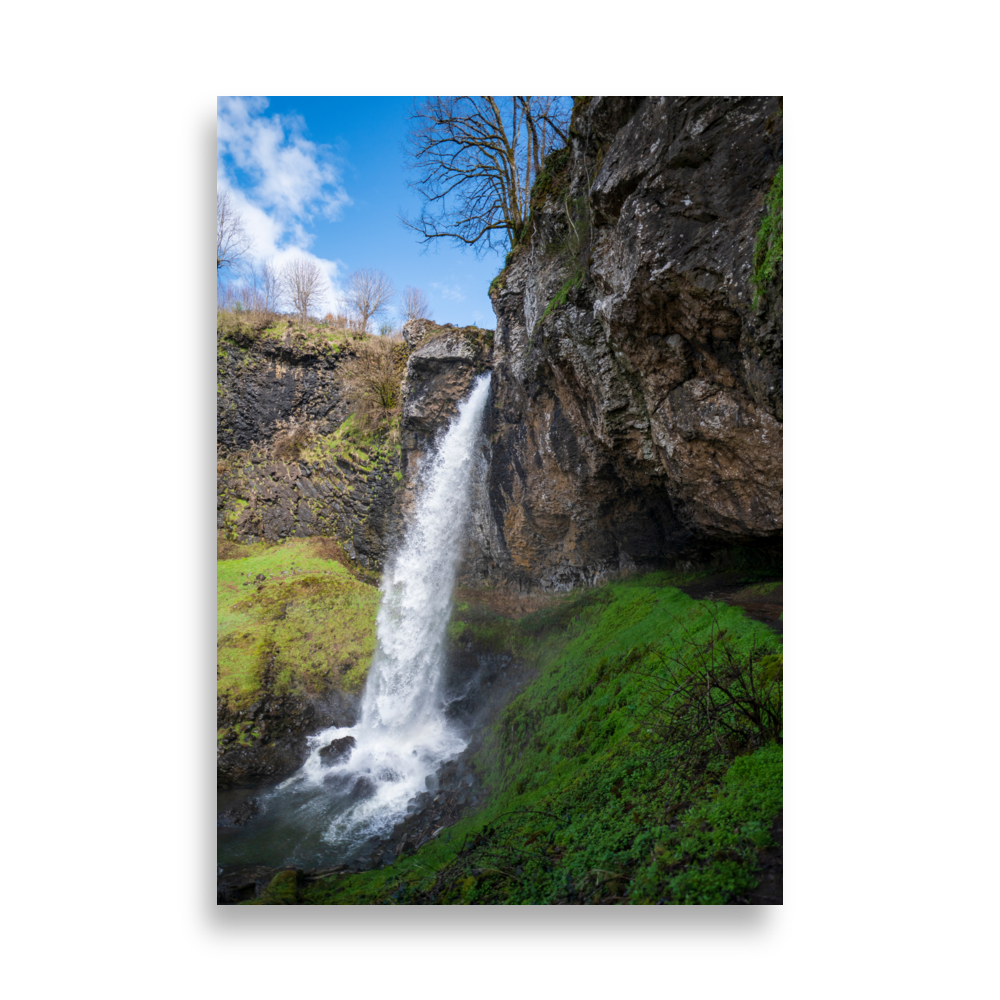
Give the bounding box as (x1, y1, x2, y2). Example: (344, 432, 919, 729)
(402, 286, 432, 324)
(346, 268, 395, 334)
(217, 190, 254, 271)
(281, 257, 327, 325)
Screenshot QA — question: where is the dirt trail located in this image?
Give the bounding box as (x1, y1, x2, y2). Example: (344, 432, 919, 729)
(677, 574, 783, 635)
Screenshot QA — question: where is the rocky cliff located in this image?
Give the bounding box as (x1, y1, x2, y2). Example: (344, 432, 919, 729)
(469, 96, 783, 591)
(216, 96, 782, 592)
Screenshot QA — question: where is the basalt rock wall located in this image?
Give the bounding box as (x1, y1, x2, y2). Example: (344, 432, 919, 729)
(216, 334, 403, 572)
(217, 335, 351, 453)
(473, 96, 783, 592)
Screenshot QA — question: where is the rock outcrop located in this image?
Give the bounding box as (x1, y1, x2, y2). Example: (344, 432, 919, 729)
(396, 321, 494, 518)
(217, 688, 359, 789)
(217, 453, 402, 570)
(471, 96, 783, 591)
(218, 104, 784, 594)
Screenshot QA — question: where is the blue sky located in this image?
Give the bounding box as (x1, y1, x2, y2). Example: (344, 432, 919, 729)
(217, 96, 503, 328)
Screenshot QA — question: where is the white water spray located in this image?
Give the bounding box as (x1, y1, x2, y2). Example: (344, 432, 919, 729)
(280, 372, 492, 852)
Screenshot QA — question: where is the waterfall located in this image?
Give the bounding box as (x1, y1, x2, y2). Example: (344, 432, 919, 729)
(276, 372, 492, 854)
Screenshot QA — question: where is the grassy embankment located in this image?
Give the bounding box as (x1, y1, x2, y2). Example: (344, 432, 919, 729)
(216, 309, 369, 356)
(217, 537, 380, 744)
(289, 569, 782, 905)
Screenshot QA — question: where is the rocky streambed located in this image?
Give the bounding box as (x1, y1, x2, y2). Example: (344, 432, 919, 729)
(217, 687, 361, 789)
(217, 644, 532, 904)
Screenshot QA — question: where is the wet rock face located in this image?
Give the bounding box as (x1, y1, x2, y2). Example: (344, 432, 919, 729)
(217, 797, 263, 827)
(318, 734, 356, 762)
(217, 690, 359, 788)
(480, 96, 783, 591)
(397, 320, 493, 517)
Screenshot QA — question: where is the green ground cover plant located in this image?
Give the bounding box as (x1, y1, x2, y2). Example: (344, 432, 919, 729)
(298, 412, 401, 471)
(217, 537, 380, 724)
(297, 572, 782, 905)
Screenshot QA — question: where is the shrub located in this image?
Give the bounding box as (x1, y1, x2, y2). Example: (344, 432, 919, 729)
(339, 335, 408, 436)
(270, 416, 318, 462)
(635, 619, 782, 783)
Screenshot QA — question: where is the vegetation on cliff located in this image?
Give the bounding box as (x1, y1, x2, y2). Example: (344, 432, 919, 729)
(289, 570, 782, 905)
(752, 166, 783, 308)
(338, 334, 408, 440)
(217, 308, 370, 357)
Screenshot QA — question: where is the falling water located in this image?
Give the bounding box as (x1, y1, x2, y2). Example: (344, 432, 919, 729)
(218, 373, 491, 867)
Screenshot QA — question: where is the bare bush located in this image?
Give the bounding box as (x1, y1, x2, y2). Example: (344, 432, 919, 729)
(281, 257, 327, 324)
(633, 621, 783, 784)
(270, 416, 318, 462)
(340, 335, 407, 434)
(217, 190, 254, 271)
(402, 286, 432, 323)
(346, 268, 395, 333)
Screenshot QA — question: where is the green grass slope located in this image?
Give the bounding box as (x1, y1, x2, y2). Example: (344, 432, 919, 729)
(294, 572, 782, 905)
(217, 537, 380, 740)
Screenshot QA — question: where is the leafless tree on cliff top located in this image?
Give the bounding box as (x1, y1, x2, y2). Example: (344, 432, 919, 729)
(217, 190, 254, 271)
(401, 96, 571, 255)
(402, 286, 432, 324)
(346, 268, 395, 333)
(280, 257, 327, 324)
(239, 258, 282, 318)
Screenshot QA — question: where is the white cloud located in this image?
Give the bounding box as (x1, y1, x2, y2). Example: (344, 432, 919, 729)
(431, 281, 464, 302)
(218, 97, 352, 315)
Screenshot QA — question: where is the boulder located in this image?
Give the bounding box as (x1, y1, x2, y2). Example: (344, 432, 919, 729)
(318, 734, 357, 762)
(217, 797, 263, 827)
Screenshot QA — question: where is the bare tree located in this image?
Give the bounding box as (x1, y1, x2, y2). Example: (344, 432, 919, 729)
(259, 258, 282, 315)
(217, 190, 254, 271)
(236, 258, 282, 320)
(346, 268, 396, 333)
(280, 257, 327, 324)
(402, 286, 432, 324)
(402, 96, 571, 255)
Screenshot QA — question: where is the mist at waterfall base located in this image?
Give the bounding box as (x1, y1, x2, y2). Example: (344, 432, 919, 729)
(218, 373, 492, 869)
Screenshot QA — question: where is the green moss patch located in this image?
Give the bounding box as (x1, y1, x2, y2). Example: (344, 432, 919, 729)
(299, 412, 400, 471)
(239, 869, 302, 905)
(217, 537, 380, 713)
(751, 166, 783, 309)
